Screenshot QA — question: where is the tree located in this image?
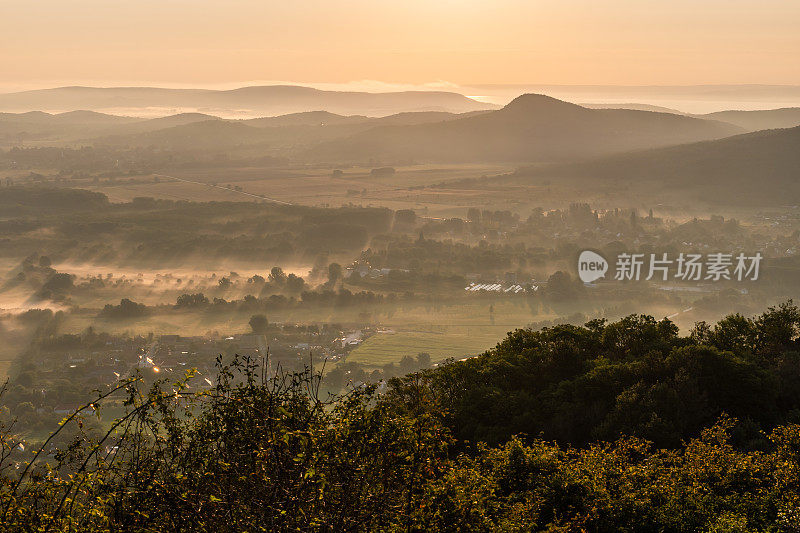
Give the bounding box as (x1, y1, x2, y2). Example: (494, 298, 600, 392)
(327, 263, 343, 285)
(286, 274, 305, 294)
(99, 298, 149, 319)
(249, 314, 268, 333)
(394, 209, 417, 227)
(175, 293, 209, 308)
(268, 266, 287, 286)
(38, 272, 74, 299)
(398, 355, 417, 375)
(544, 270, 583, 301)
(416, 352, 431, 368)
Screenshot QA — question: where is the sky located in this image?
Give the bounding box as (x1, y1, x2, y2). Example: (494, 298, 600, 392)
(1, 0, 799, 92)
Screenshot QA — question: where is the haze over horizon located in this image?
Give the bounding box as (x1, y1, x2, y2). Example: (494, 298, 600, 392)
(3, 0, 799, 90)
(3, 83, 800, 116)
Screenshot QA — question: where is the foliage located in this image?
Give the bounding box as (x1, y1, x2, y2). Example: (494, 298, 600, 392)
(389, 302, 800, 448)
(1, 304, 800, 530)
(98, 298, 149, 319)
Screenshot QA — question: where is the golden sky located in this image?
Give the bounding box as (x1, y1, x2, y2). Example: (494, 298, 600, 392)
(2, 0, 799, 90)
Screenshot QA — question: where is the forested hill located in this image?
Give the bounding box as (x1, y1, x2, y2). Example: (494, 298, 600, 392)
(2, 303, 800, 530)
(512, 125, 800, 206)
(391, 301, 800, 449)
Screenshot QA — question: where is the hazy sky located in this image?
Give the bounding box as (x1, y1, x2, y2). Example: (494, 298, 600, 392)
(2, 0, 799, 91)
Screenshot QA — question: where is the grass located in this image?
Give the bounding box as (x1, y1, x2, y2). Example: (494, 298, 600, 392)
(75, 163, 515, 217)
(347, 328, 502, 367)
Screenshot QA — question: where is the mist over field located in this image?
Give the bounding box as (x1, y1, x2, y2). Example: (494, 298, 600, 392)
(2, 0, 800, 530)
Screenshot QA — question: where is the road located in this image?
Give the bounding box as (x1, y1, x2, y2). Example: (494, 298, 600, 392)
(666, 307, 695, 320)
(153, 174, 292, 205)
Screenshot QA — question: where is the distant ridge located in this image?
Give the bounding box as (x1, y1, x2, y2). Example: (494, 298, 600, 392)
(0, 110, 141, 143)
(0, 108, 503, 147)
(697, 108, 800, 131)
(244, 111, 371, 127)
(581, 103, 687, 115)
(308, 93, 744, 163)
(513, 126, 800, 205)
(0, 110, 138, 125)
(0, 85, 497, 117)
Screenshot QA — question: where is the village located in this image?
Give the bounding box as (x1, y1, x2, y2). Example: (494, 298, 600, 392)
(17, 323, 374, 418)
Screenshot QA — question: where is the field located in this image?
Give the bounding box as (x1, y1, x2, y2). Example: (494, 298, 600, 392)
(59, 162, 781, 222)
(8, 279, 705, 373)
(74, 164, 516, 218)
(347, 329, 502, 367)
(13, 159, 787, 224)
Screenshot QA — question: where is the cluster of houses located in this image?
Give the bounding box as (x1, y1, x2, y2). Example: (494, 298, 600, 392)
(464, 282, 529, 294)
(345, 263, 410, 279)
(463, 273, 539, 295)
(45, 324, 374, 415)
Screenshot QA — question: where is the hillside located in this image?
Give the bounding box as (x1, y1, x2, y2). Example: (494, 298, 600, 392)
(580, 102, 687, 114)
(699, 107, 800, 131)
(370, 109, 490, 125)
(0, 110, 140, 126)
(107, 112, 221, 134)
(0, 85, 497, 117)
(0, 110, 142, 144)
(308, 94, 743, 163)
(94, 120, 274, 150)
(243, 110, 371, 127)
(514, 125, 800, 205)
(89, 109, 499, 151)
(243, 109, 488, 127)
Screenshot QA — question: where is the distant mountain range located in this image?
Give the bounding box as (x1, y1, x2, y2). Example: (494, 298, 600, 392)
(0, 108, 489, 148)
(0, 85, 496, 117)
(512, 126, 800, 205)
(3, 93, 799, 176)
(307, 94, 744, 163)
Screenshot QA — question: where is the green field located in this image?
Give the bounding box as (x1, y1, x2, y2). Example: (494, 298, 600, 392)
(78, 164, 516, 218)
(347, 329, 503, 367)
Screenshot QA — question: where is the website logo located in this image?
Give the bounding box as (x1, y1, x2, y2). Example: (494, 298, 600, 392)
(578, 250, 608, 283)
(577, 250, 763, 282)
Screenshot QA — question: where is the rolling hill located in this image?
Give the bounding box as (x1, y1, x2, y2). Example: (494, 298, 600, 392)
(307, 94, 744, 163)
(0, 110, 141, 144)
(0, 106, 504, 150)
(580, 103, 687, 114)
(243, 111, 371, 128)
(0, 85, 496, 117)
(698, 108, 800, 132)
(241, 110, 488, 128)
(88, 109, 498, 150)
(513, 126, 800, 205)
(94, 120, 275, 150)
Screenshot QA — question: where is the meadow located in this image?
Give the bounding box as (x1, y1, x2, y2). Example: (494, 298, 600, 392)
(77, 164, 515, 218)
